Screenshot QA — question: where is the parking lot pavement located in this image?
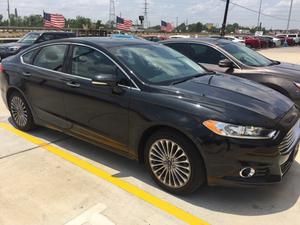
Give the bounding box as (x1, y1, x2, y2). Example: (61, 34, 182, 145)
(259, 46, 300, 64)
(1, 48, 300, 225)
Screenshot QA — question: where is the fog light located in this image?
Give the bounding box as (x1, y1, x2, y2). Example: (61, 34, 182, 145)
(239, 167, 255, 178)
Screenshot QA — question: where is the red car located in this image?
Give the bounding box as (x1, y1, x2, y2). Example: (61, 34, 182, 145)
(244, 36, 261, 49)
(256, 36, 269, 48)
(276, 35, 295, 46)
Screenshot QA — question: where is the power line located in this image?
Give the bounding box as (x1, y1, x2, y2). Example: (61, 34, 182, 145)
(220, 0, 300, 23)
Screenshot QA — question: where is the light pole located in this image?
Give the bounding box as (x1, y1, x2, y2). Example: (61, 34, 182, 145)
(7, 0, 10, 27)
(257, 0, 262, 29)
(286, 0, 294, 33)
(220, 0, 230, 36)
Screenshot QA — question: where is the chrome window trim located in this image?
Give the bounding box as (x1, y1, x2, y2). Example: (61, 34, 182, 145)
(20, 42, 141, 91)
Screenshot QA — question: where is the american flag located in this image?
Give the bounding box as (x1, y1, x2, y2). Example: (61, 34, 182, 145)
(161, 20, 174, 33)
(116, 16, 133, 31)
(43, 12, 65, 29)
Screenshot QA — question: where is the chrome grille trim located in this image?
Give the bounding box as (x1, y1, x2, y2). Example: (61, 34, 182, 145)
(278, 120, 299, 155)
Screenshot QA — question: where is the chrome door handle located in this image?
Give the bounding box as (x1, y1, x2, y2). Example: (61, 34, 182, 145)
(22, 72, 31, 77)
(66, 81, 80, 88)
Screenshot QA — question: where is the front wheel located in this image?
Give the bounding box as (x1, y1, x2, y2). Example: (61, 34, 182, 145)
(144, 130, 206, 195)
(9, 92, 35, 131)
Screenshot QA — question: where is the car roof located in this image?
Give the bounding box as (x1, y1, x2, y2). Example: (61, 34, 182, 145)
(34, 37, 155, 49)
(161, 37, 233, 45)
(28, 31, 75, 35)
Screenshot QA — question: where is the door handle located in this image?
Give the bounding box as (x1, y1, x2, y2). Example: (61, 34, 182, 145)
(66, 81, 80, 88)
(22, 72, 31, 77)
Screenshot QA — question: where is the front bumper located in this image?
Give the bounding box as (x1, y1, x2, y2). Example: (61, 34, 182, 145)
(204, 118, 300, 187)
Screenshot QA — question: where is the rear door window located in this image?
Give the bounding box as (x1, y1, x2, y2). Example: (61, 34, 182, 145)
(189, 44, 226, 64)
(164, 43, 192, 58)
(33, 45, 68, 71)
(22, 49, 39, 64)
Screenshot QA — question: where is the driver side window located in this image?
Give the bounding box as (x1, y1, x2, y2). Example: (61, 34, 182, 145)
(189, 44, 227, 65)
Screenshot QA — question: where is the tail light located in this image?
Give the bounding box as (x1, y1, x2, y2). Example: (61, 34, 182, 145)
(0, 64, 4, 73)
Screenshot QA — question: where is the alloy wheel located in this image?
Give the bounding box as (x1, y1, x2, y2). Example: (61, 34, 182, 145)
(148, 139, 191, 189)
(10, 96, 28, 127)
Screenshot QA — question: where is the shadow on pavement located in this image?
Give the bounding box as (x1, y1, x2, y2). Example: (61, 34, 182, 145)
(13, 121, 300, 217)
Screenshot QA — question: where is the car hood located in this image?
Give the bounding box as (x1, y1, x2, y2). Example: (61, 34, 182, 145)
(264, 62, 300, 80)
(0, 42, 30, 49)
(160, 74, 293, 122)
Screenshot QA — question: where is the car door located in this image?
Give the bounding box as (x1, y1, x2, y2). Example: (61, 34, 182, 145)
(20, 44, 72, 129)
(63, 44, 132, 154)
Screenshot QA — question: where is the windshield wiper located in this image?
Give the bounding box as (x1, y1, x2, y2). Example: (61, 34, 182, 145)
(171, 71, 216, 85)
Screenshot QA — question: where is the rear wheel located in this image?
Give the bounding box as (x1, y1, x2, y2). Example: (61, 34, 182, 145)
(144, 130, 206, 194)
(9, 92, 35, 131)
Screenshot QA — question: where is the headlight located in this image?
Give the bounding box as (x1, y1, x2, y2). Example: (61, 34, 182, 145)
(8, 46, 21, 52)
(294, 82, 300, 89)
(203, 120, 277, 139)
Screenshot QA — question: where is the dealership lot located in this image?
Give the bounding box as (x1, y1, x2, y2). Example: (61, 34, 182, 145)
(0, 47, 300, 225)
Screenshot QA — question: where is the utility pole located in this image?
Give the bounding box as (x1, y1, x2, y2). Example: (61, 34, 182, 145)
(220, 0, 230, 36)
(286, 0, 294, 33)
(109, 0, 116, 29)
(144, 0, 149, 29)
(257, 0, 262, 28)
(7, 0, 10, 27)
(176, 17, 178, 32)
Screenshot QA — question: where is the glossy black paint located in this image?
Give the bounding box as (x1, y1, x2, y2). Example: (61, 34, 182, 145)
(0, 37, 299, 187)
(0, 31, 75, 60)
(162, 38, 300, 108)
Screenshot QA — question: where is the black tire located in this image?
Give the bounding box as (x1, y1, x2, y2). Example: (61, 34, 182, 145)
(144, 129, 206, 195)
(8, 91, 35, 131)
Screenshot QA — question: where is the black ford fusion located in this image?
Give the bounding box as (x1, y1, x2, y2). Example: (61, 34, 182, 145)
(0, 37, 299, 194)
(162, 38, 300, 108)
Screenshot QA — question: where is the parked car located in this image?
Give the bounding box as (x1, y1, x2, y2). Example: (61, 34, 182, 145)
(256, 36, 273, 48)
(243, 36, 261, 48)
(141, 35, 168, 42)
(262, 35, 281, 47)
(162, 38, 300, 107)
(1, 38, 299, 194)
(169, 35, 190, 39)
(0, 31, 76, 61)
(276, 35, 295, 46)
(210, 35, 245, 45)
(288, 34, 300, 45)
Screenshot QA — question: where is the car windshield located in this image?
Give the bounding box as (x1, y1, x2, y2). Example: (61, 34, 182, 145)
(18, 33, 40, 44)
(110, 44, 206, 85)
(219, 42, 273, 67)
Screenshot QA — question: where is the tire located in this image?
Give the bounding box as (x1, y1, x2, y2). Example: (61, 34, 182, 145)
(246, 44, 251, 48)
(144, 129, 206, 195)
(8, 91, 35, 131)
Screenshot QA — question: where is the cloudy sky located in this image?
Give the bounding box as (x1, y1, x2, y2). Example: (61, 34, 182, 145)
(0, 0, 299, 29)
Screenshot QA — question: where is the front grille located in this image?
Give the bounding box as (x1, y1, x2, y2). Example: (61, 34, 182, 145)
(278, 120, 299, 155)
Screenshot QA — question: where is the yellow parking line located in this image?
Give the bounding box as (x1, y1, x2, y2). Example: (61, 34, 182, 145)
(0, 122, 210, 225)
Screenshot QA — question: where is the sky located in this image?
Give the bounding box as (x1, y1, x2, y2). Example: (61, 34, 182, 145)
(0, 0, 299, 29)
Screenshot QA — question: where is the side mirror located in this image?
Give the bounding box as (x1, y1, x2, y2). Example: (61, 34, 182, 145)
(219, 59, 235, 68)
(92, 74, 118, 87)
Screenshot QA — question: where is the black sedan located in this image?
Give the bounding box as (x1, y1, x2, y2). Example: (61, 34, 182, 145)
(0, 31, 75, 61)
(162, 38, 300, 107)
(0, 38, 299, 194)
